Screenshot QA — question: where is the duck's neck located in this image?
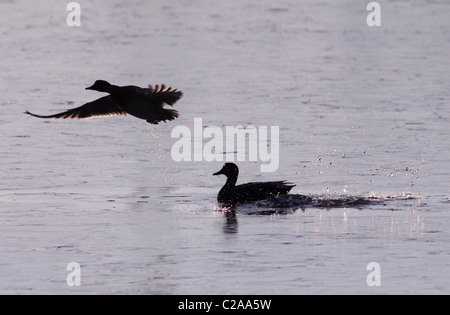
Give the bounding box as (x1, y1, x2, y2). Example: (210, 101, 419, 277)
(224, 176, 237, 188)
(107, 84, 120, 94)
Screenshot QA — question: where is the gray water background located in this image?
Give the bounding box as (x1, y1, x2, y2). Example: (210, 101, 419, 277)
(1, 0, 450, 294)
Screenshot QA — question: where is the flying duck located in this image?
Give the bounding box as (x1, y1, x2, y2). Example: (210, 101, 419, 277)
(24, 80, 183, 124)
(213, 163, 296, 205)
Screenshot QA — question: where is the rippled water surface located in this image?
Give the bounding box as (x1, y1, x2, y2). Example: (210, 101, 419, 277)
(1, 0, 450, 294)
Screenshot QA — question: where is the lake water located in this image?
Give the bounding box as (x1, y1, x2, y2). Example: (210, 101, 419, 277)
(1, 0, 449, 294)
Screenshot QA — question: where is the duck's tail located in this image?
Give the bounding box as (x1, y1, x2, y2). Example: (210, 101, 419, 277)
(146, 108, 179, 124)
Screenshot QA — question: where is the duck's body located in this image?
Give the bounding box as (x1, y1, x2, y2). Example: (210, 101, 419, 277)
(213, 163, 296, 205)
(24, 80, 183, 124)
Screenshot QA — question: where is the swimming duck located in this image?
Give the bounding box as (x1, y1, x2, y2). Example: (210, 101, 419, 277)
(24, 80, 183, 124)
(213, 163, 296, 205)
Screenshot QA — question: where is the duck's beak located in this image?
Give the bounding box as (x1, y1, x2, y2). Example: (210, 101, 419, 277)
(213, 168, 224, 176)
(213, 163, 229, 176)
(85, 84, 94, 90)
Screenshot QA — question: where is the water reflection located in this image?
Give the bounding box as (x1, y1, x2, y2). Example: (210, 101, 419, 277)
(217, 194, 423, 237)
(223, 211, 238, 234)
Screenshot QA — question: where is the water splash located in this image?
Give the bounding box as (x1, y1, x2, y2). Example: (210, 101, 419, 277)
(256, 194, 375, 209)
(214, 192, 421, 215)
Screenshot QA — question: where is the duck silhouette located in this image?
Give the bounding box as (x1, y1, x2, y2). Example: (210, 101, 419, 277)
(213, 163, 296, 205)
(24, 80, 183, 124)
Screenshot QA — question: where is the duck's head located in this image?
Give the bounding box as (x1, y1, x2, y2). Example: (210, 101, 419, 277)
(213, 163, 239, 179)
(86, 80, 112, 92)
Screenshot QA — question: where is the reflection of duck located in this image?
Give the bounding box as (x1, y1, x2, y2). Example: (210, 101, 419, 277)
(213, 163, 296, 205)
(223, 211, 238, 234)
(24, 80, 183, 124)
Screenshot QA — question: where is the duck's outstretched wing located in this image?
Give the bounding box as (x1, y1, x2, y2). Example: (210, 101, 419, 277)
(144, 84, 183, 107)
(24, 96, 126, 119)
